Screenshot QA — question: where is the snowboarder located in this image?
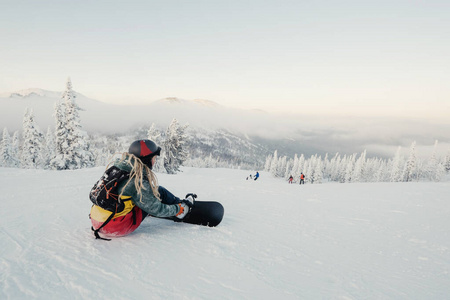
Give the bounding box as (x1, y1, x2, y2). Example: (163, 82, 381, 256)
(254, 171, 260, 181)
(90, 139, 194, 238)
(299, 173, 305, 185)
(288, 175, 293, 184)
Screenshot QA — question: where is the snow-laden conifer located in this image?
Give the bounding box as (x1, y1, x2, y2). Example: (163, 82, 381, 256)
(163, 119, 189, 174)
(1, 128, 20, 167)
(403, 141, 417, 182)
(50, 101, 69, 170)
(20, 109, 43, 169)
(352, 150, 366, 183)
(344, 154, 356, 183)
(390, 147, 403, 182)
(444, 149, 450, 173)
(264, 154, 272, 172)
(426, 140, 445, 181)
(50, 78, 94, 170)
(147, 123, 161, 144)
(63, 78, 94, 169)
(43, 127, 55, 168)
(147, 122, 166, 172)
(312, 156, 323, 184)
(269, 150, 278, 176)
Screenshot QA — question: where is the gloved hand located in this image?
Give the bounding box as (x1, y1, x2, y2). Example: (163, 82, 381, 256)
(175, 202, 191, 219)
(175, 194, 197, 219)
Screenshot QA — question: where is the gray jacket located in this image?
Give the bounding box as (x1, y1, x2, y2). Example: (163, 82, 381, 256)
(114, 158, 180, 217)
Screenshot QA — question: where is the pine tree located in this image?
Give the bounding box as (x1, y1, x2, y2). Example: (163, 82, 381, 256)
(403, 141, 417, 182)
(426, 140, 445, 181)
(147, 123, 161, 144)
(20, 109, 44, 169)
(63, 78, 94, 169)
(50, 101, 69, 170)
(329, 153, 341, 181)
(11, 131, 20, 167)
(1, 128, 19, 167)
(42, 127, 55, 168)
(264, 154, 272, 172)
(444, 149, 450, 173)
(344, 154, 356, 183)
(147, 122, 166, 172)
(269, 150, 278, 176)
(163, 119, 189, 174)
(313, 157, 323, 184)
(374, 159, 386, 182)
(352, 150, 366, 183)
(289, 154, 299, 183)
(390, 147, 403, 182)
(50, 78, 94, 169)
(278, 156, 287, 178)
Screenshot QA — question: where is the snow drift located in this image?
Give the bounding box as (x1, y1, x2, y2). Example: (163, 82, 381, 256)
(1, 167, 449, 299)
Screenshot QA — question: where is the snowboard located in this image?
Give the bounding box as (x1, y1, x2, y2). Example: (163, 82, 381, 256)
(173, 201, 224, 227)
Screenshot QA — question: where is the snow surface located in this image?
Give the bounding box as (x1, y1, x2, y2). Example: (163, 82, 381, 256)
(1, 167, 449, 299)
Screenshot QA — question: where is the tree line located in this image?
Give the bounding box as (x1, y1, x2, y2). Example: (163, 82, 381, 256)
(265, 142, 450, 183)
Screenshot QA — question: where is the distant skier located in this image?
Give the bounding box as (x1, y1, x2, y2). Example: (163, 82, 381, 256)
(288, 175, 293, 184)
(299, 173, 305, 185)
(254, 171, 260, 181)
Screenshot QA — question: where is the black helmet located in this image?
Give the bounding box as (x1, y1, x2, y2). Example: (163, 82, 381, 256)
(129, 139, 161, 168)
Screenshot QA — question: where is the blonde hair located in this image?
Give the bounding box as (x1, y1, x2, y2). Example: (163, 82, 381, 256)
(112, 152, 161, 203)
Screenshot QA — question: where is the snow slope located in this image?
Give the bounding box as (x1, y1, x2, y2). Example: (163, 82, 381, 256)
(1, 167, 449, 299)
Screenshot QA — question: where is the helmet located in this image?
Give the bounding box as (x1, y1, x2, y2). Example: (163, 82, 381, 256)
(128, 139, 161, 168)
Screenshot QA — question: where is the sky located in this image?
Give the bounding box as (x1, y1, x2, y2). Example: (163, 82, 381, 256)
(1, 0, 449, 120)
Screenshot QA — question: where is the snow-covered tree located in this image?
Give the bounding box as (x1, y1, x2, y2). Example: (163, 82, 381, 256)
(264, 154, 272, 172)
(403, 141, 417, 182)
(11, 131, 21, 165)
(42, 127, 55, 168)
(352, 150, 366, 183)
(64, 78, 94, 169)
(50, 78, 94, 170)
(50, 101, 69, 170)
(147, 122, 166, 172)
(163, 119, 189, 174)
(312, 157, 323, 184)
(1, 128, 20, 168)
(269, 150, 278, 176)
(20, 109, 44, 169)
(278, 156, 287, 178)
(444, 149, 450, 173)
(374, 159, 387, 182)
(289, 154, 300, 183)
(425, 140, 445, 181)
(390, 147, 403, 182)
(147, 123, 162, 144)
(344, 154, 356, 183)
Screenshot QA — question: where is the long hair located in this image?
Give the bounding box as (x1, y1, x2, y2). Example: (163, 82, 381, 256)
(114, 153, 161, 203)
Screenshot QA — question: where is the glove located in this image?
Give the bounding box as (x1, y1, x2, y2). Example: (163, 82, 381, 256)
(175, 194, 197, 219)
(175, 202, 191, 219)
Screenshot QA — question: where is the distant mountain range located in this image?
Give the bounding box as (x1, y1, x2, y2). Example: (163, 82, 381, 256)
(0, 88, 291, 166)
(1, 88, 448, 161)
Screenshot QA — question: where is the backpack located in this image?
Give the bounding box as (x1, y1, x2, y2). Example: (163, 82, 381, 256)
(89, 166, 130, 240)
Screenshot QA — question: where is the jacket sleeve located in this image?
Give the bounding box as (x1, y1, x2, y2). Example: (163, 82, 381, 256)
(120, 181, 180, 218)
